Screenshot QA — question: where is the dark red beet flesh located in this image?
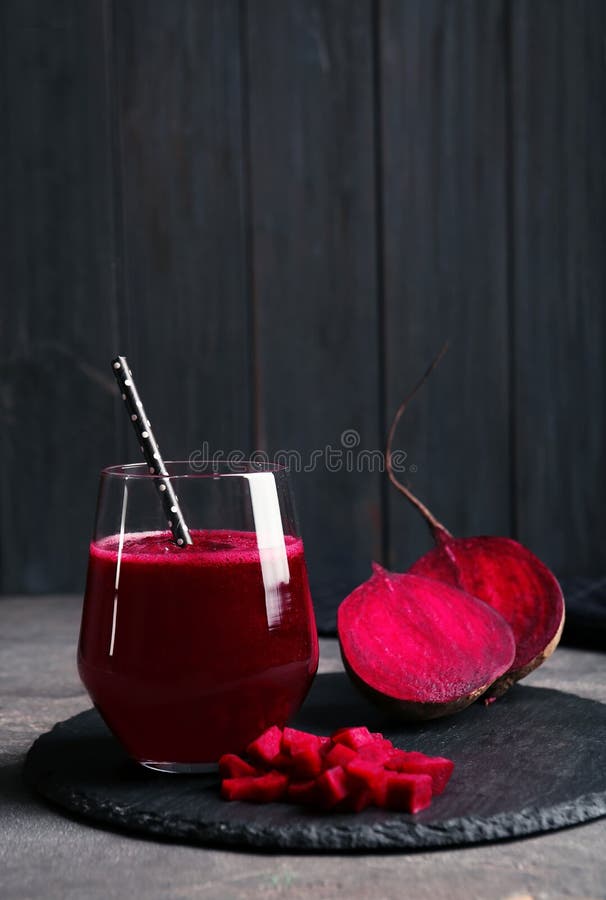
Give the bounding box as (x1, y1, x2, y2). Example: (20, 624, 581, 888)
(409, 531, 565, 694)
(221, 770, 288, 803)
(385, 750, 454, 795)
(337, 565, 515, 719)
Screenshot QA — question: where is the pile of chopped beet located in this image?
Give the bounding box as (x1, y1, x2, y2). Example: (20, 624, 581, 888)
(219, 725, 454, 814)
(346, 345, 566, 713)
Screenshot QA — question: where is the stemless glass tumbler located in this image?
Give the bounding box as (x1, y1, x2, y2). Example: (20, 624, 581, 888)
(78, 461, 319, 772)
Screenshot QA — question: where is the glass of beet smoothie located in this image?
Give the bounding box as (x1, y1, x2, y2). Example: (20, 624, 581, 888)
(78, 461, 319, 772)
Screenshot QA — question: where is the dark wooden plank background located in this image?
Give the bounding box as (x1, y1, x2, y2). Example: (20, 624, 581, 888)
(0, 0, 121, 592)
(1, 0, 604, 594)
(381, 0, 511, 570)
(510, 0, 606, 575)
(114, 0, 252, 458)
(247, 0, 381, 586)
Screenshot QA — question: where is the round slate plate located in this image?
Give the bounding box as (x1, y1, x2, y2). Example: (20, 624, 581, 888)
(24, 673, 606, 852)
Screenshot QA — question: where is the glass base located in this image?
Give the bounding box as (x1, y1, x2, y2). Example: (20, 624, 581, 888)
(140, 760, 218, 774)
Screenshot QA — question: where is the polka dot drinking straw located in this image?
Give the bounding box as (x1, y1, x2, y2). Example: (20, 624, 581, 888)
(111, 355, 193, 546)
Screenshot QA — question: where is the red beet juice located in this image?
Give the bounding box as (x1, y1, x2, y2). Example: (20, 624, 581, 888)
(78, 529, 319, 767)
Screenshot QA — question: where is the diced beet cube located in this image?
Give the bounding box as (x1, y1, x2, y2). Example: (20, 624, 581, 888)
(330, 727, 348, 739)
(281, 727, 313, 753)
(221, 777, 249, 802)
(290, 744, 324, 778)
(247, 725, 283, 766)
(315, 766, 350, 810)
(385, 749, 408, 770)
(269, 752, 293, 772)
(331, 726, 374, 750)
(221, 770, 288, 803)
(345, 756, 382, 783)
(382, 772, 432, 814)
(286, 778, 320, 807)
(318, 736, 332, 753)
(357, 740, 394, 765)
(290, 733, 322, 754)
(371, 732, 392, 746)
(345, 757, 387, 806)
(218, 753, 258, 779)
(337, 787, 374, 813)
(385, 751, 454, 795)
(405, 752, 454, 795)
(324, 742, 357, 769)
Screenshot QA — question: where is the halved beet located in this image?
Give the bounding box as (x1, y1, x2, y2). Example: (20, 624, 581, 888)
(409, 532, 565, 696)
(338, 564, 516, 720)
(385, 346, 565, 697)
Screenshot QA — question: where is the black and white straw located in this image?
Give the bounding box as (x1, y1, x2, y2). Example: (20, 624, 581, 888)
(111, 355, 193, 547)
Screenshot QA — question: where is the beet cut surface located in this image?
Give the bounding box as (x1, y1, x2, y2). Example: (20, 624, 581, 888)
(338, 565, 516, 719)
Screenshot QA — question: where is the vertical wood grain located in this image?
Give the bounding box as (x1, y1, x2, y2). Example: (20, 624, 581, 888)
(2, 0, 605, 594)
(381, 0, 511, 569)
(0, 0, 121, 592)
(510, 1, 606, 573)
(113, 0, 252, 459)
(246, 0, 382, 586)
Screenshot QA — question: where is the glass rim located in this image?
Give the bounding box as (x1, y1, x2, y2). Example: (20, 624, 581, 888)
(100, 460, 288, 480)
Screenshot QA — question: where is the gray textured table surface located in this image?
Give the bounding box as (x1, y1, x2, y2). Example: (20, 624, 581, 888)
(1, 594, 606, 900)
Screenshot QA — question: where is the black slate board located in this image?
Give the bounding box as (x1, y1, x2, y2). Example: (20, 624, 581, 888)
(310, 576, 606, 647)
(24, 673, 606, 852)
